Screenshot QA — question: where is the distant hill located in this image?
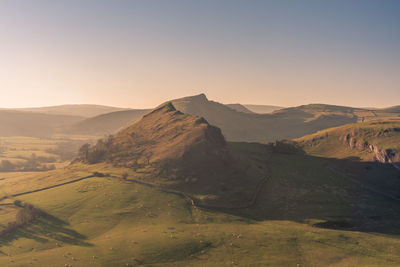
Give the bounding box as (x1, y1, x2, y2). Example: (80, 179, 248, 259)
(0, 110, 83, 137)
(169, 94, 365, 142)
(297, 119, 400, 164)
(380, 105, 400, 114)
(244, 104, 284, 114)
(225, 104, 255, 113)
(64, 109, 150, 136)
(11, 104, 129, 118)
(1, 95, 397, 141)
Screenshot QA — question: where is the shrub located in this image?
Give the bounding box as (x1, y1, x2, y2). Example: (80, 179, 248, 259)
(92, 172, 106, 177)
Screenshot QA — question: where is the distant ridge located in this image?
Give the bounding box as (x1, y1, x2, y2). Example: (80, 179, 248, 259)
(380, 105, 400, 114)
(244, 104, 284, 114)
(0, 110, 83, 137)
(169, 94, 361, 142)
(0, 94, 397, 140)
(9, 104, 129, 118)
(226, 104, 255, 114)
(64, 109, 150, 135)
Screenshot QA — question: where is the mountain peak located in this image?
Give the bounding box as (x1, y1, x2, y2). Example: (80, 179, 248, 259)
(147, 101, 178, 116)
(80, 98, 230, 173)
(183, 93, 208, 102)
(194, 93, 208, 100)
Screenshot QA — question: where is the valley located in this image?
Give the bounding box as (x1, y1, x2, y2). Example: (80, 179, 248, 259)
(3, 1, 399, 265)
(0, 99, 399, 266)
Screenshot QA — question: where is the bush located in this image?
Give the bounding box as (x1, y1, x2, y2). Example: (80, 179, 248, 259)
(92, 172, 106, 177)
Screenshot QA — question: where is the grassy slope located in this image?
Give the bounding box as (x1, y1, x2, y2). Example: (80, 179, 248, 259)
(296, 120, 400, 161)
(0, 146, 399, 266)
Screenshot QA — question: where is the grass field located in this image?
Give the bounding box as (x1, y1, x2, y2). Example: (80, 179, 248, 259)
(296, 120, 400, 164)
(0, 137, 59, 162)
(0, 136, 96, 171)
(0, 146, 399, 266)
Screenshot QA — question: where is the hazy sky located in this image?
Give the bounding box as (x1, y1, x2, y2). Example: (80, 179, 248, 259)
(1, 0, 399, 108)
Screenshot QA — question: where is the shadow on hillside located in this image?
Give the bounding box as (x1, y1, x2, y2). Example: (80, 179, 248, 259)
(206, 141, 400, 236)
(0, 212, 92, 250)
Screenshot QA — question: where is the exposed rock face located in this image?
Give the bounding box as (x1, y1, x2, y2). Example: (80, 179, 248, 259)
(368, 144, 400, 164)
(341, 132, 399, 164)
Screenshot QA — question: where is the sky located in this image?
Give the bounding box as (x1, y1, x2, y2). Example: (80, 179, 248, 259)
(0, 0, 399, 109)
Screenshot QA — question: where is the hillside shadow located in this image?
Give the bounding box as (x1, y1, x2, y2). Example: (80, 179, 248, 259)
(0, 212, 92, 250)
(203, 142, 400, 236)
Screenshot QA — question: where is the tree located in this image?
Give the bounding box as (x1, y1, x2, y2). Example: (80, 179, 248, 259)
(15, 204, 43, 225)
(78, 143, 90, 161)
(0, 160, 15, 171)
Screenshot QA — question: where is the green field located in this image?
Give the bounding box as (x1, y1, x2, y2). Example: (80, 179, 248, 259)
(0, 136, 95, 171)
(296, 119, 400, 162)
(0, 146, 399, 266)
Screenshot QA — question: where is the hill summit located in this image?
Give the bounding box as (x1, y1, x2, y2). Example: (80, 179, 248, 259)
(108, 101, 229, 171)
(77, 102, 250, 203)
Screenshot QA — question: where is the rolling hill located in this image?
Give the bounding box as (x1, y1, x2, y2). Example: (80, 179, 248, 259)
(2, 95, 397, 142)
(10, 104, 129, 118)
(296, 119, 400, 164)
(243, 104, 284, 114)
(380, 105, 400, 114)
(225, 104, 254, 113)
(170, 94, 366, 142)
(64, 109, 150, 136)
(0, 110, 84, 137)
(226, 104, 284, 114)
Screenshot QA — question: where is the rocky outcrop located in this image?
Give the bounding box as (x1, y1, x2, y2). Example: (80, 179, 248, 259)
(340, 133, 399, 164)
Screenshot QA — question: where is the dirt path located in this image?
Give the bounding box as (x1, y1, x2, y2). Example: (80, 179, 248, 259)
(125, 175, 269, 210)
